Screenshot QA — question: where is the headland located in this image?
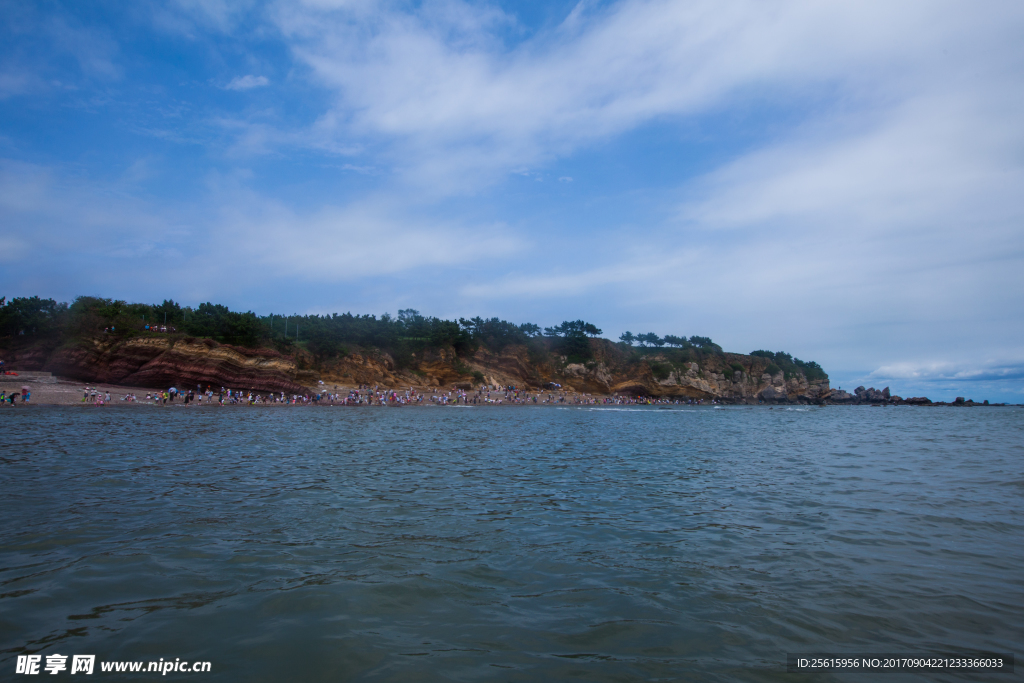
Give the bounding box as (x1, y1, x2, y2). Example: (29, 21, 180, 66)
(0, 295, 967, 406)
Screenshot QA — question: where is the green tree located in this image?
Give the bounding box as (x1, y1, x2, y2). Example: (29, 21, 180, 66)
(0, 296, 63, 337)
(545, 320, 592, 361)
(689, 335, 722, 352)
(519, 322, 541, 337)
(184, 303, 260, 346)
(637, 332, 661, 347)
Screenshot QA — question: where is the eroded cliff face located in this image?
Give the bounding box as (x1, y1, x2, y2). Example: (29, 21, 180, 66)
(484, 343, 832, 403)
(26, 337, 309, 392)
(3, 334, 832, 402)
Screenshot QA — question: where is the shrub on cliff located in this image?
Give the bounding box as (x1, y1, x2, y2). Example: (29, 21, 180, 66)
(429, 319, 477, 356)
(649, 362, 672, 380)
(307, 331, 348, 359)
(751, 350, 827, 381)
(795, 360, 826, 381)
(544, 320, 595, 362)
(688, 336, 722, 353)
(458, 316, 530, 351)
(185, 303, 261, 347)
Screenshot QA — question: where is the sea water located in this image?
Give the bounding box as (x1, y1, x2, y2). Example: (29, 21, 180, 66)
(1, 405, 1021, 681)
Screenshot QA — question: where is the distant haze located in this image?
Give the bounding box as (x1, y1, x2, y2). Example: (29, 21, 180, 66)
(1, 0, 1022, 401)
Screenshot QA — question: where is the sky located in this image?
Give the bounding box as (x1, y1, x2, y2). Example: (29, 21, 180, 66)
(1, 0, 1023, 401)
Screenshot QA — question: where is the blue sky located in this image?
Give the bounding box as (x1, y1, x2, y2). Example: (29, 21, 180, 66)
(2, 0, 1023, 401)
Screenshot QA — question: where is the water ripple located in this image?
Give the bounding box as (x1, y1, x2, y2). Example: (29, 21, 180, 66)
(1, 405, 1021, 681)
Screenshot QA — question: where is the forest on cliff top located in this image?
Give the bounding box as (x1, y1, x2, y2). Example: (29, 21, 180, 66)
(0, 295, 826, 381)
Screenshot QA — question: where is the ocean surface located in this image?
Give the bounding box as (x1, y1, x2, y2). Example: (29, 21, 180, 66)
(1, 405, 1021, 681)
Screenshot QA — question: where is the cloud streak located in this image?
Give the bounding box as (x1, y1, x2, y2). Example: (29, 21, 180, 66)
(270, 0, 1024, 189)
(225, 74, 269, 90)
(0, 158, 525, 299)
(870, 360, 1024, 383)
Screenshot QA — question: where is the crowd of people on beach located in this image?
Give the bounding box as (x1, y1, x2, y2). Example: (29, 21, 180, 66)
(71, 382, 722, 407)
(2, 370, 723, 407)
(79, 388, 148, 404)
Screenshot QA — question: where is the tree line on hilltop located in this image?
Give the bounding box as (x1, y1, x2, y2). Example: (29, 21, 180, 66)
(617, 330, 721, 351)
(0, 296, 596, 362)
(0, 295, 825, 380)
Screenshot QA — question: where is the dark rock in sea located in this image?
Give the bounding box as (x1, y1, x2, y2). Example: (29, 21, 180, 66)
(828, 388, 856, 402)
(854, 386, 888, 402)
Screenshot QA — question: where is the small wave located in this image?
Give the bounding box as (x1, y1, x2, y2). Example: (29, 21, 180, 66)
(581, 407, 697, 413)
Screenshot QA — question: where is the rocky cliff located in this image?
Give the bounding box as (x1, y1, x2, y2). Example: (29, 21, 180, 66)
(8, 336, 309, 393)
(4, 334, 840, 403)
(493, 341, 833, 403)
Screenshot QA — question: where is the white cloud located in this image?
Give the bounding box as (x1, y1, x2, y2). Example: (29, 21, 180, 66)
(0, 68, 39, 99)
(269, 0, 1024, 189)
(450, 67, 1024, 378)
(870, 360, 1024, 383)
(202, 185, 525, 279)
(162, 0, 257, 34)
(0, 4, 121, 98)
(0, 159, 174, 249)
(225, 74, 269, 90)
(0, 158, 525, 292)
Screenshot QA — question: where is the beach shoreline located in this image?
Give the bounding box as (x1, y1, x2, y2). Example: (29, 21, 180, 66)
(0, 376, 728, 407)
(4, 376, 1012, 408)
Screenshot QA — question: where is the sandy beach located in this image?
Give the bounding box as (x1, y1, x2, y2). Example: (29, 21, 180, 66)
(0, 376, 674, 407)
(0, 377, 160, 406)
